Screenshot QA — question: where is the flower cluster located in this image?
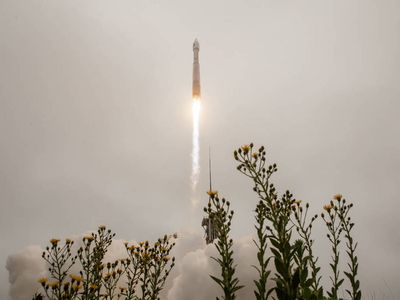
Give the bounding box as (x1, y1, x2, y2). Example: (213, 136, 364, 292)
(230, 143, 361, 300)
(203, 190, 242, 299)
(322, 194, 361, 300)
(39, 237, 78, 299)
(121, 235, 176, 300)
(34, 226, 176, 300)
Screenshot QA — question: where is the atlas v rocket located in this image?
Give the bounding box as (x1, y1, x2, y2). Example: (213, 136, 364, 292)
(192, 39, 201, 99)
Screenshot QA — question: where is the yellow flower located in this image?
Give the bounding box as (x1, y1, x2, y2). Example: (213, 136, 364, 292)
(83, 235, 94, 242)
(207, 190, 218, 199)
(48, 281, 60, 289)
(323, 204, 333, 212)
(90, 283, 98, 290)
(38, 277, 48, 286)
(70, 274, 83, 283)
(98, 225, 106, 230)
(241, 144, 251, 154)
(333, 194, 342, 201)
(65, 238, 72, 244)
(50, 239, 60, 246)
(252, 152, 259, 159)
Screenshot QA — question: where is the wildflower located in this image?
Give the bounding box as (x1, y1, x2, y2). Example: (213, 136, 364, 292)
(252, 152, 259, 159)
(333, 194, 342, 201)
(241, 144, 251, 154)
(70, 274, 83, 283)
(83, 235, 94, 242)
(323, 204, 333, 212)
(65, 238, 72, 244)
(90, 283, 98, 290)
(207, 190, 218, 199)
(163, 256, 170, 262)
(38, 277, 48, 286)
(48, 281, 60, 289)
(98, 225, 106, 230)
(50, 239, 60, 247)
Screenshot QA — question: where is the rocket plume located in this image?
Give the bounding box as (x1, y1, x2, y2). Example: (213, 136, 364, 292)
(191, 98, 201, 190)
(191, 39, 201, 191)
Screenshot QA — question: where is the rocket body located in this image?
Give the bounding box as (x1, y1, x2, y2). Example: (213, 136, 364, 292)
(192, 39, 201, 99)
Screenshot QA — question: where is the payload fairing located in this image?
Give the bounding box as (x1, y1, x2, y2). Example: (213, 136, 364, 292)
(192, 39, 201, 99)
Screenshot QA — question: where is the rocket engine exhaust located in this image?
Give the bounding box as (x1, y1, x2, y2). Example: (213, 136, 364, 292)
(191, 99, 200, 190)
(191, 39, 201, 191)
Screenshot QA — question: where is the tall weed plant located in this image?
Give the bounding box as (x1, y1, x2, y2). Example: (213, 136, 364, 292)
(204, 143, 361, 300)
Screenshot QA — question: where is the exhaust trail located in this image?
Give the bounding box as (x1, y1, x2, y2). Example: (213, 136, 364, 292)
(191, 98, 201, 190)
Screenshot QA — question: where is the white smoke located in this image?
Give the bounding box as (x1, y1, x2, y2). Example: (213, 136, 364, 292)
(6, 245, 47, 300)
(6, 231, 265, 300)
(167, 234, 260, 300)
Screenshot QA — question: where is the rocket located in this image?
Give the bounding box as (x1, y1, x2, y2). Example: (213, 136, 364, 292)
(192, 39, 201, 99)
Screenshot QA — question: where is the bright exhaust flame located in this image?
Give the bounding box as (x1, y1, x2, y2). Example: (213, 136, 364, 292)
(191, 98, 201, 190)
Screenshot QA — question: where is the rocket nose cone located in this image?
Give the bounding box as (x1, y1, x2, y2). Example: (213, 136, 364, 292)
(193, 39, 200, 50)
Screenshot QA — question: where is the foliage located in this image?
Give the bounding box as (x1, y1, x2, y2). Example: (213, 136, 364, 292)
(204, 143, 361, 300)
(322, 195, 361, 300)
(33, 226, 176, 300)
(203, 191, 243, 300)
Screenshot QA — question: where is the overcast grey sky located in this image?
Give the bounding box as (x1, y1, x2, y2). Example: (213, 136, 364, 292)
(1, 0, 400, 299)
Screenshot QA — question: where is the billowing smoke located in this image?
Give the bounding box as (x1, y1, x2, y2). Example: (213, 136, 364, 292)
(6, 245, 47, 300)
(6, 231, 264, 300)
(167, 234, 260, 300)
(191, 99, 201, 195)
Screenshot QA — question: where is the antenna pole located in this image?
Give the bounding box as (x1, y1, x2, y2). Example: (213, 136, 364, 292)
(209, 147, 212, 191)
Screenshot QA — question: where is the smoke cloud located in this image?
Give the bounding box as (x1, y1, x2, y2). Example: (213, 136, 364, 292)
(168, 234, 260, 300)
(6, 246, 47, 300)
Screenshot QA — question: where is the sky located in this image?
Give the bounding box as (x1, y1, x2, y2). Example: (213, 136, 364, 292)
(1, 0, 400, 299)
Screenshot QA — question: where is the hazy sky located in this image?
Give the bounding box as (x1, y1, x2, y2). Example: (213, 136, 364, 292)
(1, 0, 400, 299)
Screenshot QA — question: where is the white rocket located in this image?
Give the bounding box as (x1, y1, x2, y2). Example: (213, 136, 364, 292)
(192, 39, 201, 99)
